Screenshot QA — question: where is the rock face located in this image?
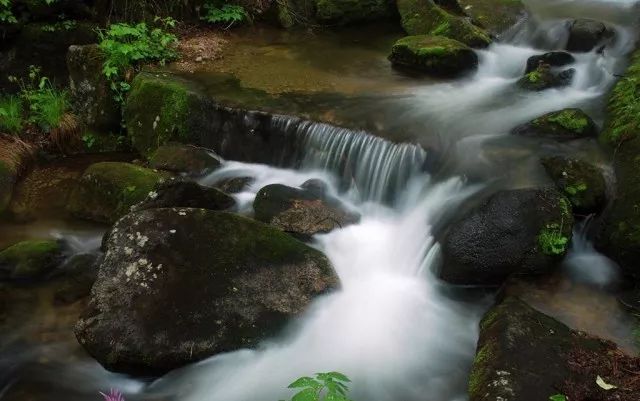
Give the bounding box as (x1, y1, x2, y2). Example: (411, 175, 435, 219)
(440, 188, 574, 285)
(525, 51, 575, 74)
(254, 183, 359, 238)
(458, 0, 524, 35)
(149, 144, 222, 176)
(512, 108, 597, 141)
(567, 19, 613, 52)
(67, 162, 165, 223)
(396, 0, 491, 48)
(469, 297, 639, 401)
(389, 35, 478, 76)
(67, 44, 120, 131)
(541, 157, 606, 214)
(0, 240, 65, 281)
(75, 208, 338, 375)
(517, 63, 575, 91)
(132, 180, 236, 212)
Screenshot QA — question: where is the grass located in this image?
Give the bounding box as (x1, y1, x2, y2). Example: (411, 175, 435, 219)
(0, 95, 24, 135)
(27, 86, 71, 132)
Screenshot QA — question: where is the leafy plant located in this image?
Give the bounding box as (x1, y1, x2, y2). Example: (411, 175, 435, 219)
(201, 2, 248, 28)
(549, 395, 567, 401)
(17, 66, 71, 132)
(0, 0, 16, 24)
(538, 223, 569, 256)
(281, 372, 353, 401)
(0, 95, 24, 135)
(82, 132, 97, 149)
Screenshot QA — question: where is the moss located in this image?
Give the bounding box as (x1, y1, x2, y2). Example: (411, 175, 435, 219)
(458, 0, 524, 34)
(601, 50, 640, 146)
(149, 144, 220, 175)
(525, 108, 596, 138)
(0, 239, 62, 280)
(389, 35, 478, 76)
(315, 0, 393, 24)
(538, 223, 569, 256)
(67, 162, 165, 223)
(468, 341, 497, 399)
(547, 109, 589, 133)
(541, 157, 606, 214)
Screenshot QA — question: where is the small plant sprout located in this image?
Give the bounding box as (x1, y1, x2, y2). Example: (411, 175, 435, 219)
(281, 372, 353, 401)
(549, 394, 567, 401)
(100, 389, 125, 401)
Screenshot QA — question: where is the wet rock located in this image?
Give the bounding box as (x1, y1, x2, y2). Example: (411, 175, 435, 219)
(512, 108, 598, 141)
(75, 208, 337, 375)
(458, 0, 525, 35)
(397, 0, 491, 47)
(389, 35, 478, 76)
(67, 44, 120, 131)
(214, 176, 254, 194)
(0, 240, 65, 281)
(149, 144, 222, 176)
(517, 62, 575, 91)
(53, 253, 99, 305)
(440, 188, 574, 285)
(67, 162, 165, 223)
(132, 179, 235, 212)
(254, 183, 359, 238)
(315, 0, 395, 24)
(567, 19, 613, 53)
(469, 296, 639, 401)
(525, 51, 575, 74)
(541, 156, 606, 214)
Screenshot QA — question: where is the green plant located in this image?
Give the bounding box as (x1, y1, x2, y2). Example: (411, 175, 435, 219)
(0, 95, 24, 135)
(0, 0, 16, 24)
(82, 133, 97, 149)
(549, 395, 567, 401)
(538, 223, 569, 256)
(281, 372, 353, 401)
(17, 66, 71, 132)
(202, 2, 248, 28)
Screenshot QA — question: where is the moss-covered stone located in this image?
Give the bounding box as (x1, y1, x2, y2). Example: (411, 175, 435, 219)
(389, 35, 478, 76)
(124, 72, 211, 156)
(516, 61, 576, 91)
(512, 108, 597, 141)
(397, 0, 491, 47)
(149, 144, 221, 176)
(315, 0, 395, 24)
(0, 240, 64, 281)
(66, 162, 165, 223)
(541, 156, 606, 214)
(458, 0, 524, 35)
(601, 50, 640, 146)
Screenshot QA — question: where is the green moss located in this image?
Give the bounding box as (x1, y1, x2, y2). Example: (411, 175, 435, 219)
(601, 50, 640, 146)
(0, 239, 62, 280)
(527, 70, 542, 83)
(538, 223, 569, 256)
(547, 109, 589, 133)
(528, 108, 596, 138)
(564, 182, 587, 196)
(389, 35, 477, 75)
(468, 340, 498, 399)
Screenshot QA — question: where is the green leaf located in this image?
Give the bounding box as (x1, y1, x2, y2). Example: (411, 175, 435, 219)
(288, 377, 321, 389)
(292, 388, 319, 401)
(549, 395, 567, 401)
(325, 372, 351, 383)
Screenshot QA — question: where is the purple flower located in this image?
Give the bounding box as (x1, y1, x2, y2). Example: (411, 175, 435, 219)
(100, 389, 125, 401)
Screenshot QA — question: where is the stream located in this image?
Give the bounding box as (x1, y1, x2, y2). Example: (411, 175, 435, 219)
(1, 0, 640, 400)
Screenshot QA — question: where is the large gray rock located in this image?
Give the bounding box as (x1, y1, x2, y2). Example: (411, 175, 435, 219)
(75, 208, 337, 375)
(132, 179, 235, 212)
(567, 19, 613, 52)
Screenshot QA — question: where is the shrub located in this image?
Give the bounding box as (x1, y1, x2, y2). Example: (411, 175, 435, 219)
(0, 0, 16, 24)
(202, 2, 248, 28)
(0, 95, 24, 135)
(281, 372, 353, 401)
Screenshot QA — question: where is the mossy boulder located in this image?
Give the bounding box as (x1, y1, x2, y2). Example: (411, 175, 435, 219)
(541, 156, 606, 214)
(396, 0, 491, 48)
(512, 108, 597, 141)
(440, 188, 574, 285)
(525, 51, 574, 74)
(75, 208, 338, 375)
(0, 240, 65, 281)
(315, 0, 395, 24)
(149, 144, 221, 176)
(67, 162, 165, 223)
(124, 72, 211, 156)
(132, 179, 235, 212)
(517, 63, 575, 91)
(389, 35, 478, 76)
(458, 0, 524, 35)
(600, 50, 640, 147)
(598, 136, 640, 278)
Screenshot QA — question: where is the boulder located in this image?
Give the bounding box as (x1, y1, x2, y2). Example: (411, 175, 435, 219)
(396, 0, 491, 48)
(389, 35, 478, 76)
(67, 162, 165, 223)
(315, 0, 395, 24)
(132, 179, 235, 212)
(0, 239, 65, 281)
(541, 157, 606, 214)
(517, 63, 575, 91)
(214, 176, 254, 194)
(440, 188, 574, 285)
(254, 183, 359, 238)
(67, 44, 120, 132)
(458, 0, 524, 35)
(566, 19, 613, 53)
(53, 253, 99, 305)
(469, 296, 640, 401)
(512, 108, 597, 141)
(75, 208, 337, 375)
(149, 144, 221, 176)
(600, 50, 640, 147)
(525, 51, 575, 74)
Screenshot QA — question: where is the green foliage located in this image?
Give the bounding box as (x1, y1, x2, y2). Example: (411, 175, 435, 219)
(0, 95, 24, 135)
(602, 50, 640, 145)
(0, 0, 16, 24)
(82, 132, 97, 149)
(41, 19, 78, 32)
(547, 109, 589, 133)
(18, 66, 70, 132)
(565, 182, 587, 196)
(538, 223, 569, 256)
(202, 2, 248, 28)
(549, 395, 567, 401)
(281, 372, 353, 401)
(97, 17, 178, 104)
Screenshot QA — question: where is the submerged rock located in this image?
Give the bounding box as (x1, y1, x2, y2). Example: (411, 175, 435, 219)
(67, 162, 165, 223)
(512, 108, 597, 141)
(541, 156, 606, 214)
(525, 51, 575, 74)
(567, 19, 613, 53)
(149, 144, 221, 176)
(254, 183, 359, 238)
(440, 188, 574, 285)
(132, 179, 235, 212)
(517, 62, 575, 91)
(469, 296, 639, 401)
(396, 0, 491, 47)
(0, 240, 65, 281)
(75, 208, 337, 375)
(389, 35, 478, 76)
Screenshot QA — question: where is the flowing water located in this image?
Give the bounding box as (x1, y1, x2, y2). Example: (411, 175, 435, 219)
(2, 0, 640, 400)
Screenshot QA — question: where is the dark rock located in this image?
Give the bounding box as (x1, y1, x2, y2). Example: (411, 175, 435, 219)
(300, 179, 330, 198)
(389, 35, 479, 77)
(541, 156, 606, 214)
(517, 63, 575, 91)
(254, 183, 359, 237)
(512, 108, 598, 141)
(315, 0, 396, 25)
(149, 144, 222, 176)
(75, 208, 337, 375)
(525, 51, 575, 74)
(0, 240, 65, 281)
(132, 179, 235, 212)
(440, 188, 574, 285)
(567, 19, 613, 52)
(214, 176, 254, 194)
(618, 288, 640, 313)
(53, 253, 99, 305)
